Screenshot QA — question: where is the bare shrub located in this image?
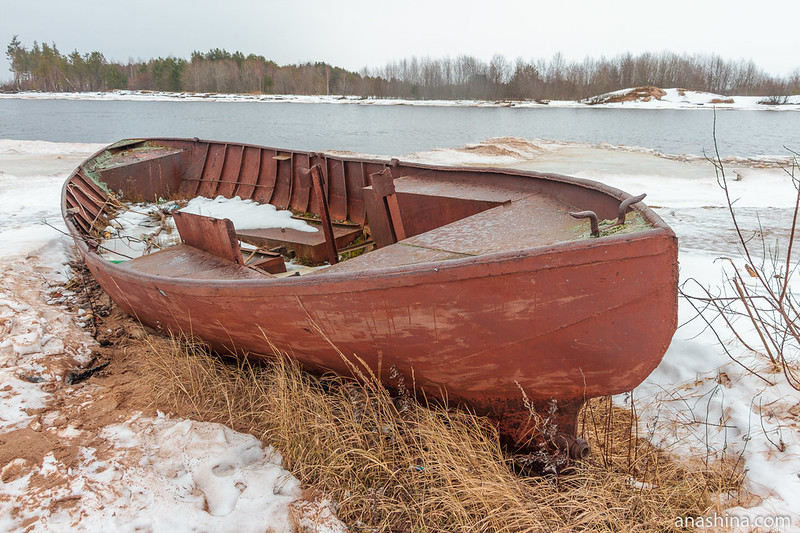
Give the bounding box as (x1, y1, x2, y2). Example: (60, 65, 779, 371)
(757, 95, 790, 106)
(682, 121, 800, 389)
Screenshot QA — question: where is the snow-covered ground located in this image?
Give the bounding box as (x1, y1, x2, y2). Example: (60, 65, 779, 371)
(1, 136, 799, 530)
(1, 87, 799, 111)
(0, 139, 345, 532)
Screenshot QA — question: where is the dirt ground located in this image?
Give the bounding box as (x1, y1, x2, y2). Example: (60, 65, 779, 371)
(0, 253, 340, 531)
(587, 86, 667, 104)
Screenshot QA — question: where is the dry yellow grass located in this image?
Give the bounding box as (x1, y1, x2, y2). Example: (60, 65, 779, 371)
(136, 333, 744, 532)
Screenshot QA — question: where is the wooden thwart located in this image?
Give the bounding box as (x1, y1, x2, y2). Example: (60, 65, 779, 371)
(236, 225, 362, 265)
(122, 244, 268, 280)
(363, 172, 512, 248)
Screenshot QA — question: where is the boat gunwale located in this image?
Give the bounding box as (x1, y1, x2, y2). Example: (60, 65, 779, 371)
(69, 137, 673, 228)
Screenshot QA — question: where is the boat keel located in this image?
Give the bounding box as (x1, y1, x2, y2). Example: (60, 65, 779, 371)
(493, 397, 590, 462)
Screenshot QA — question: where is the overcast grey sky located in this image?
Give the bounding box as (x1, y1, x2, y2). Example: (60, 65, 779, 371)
(2, 0, 798, 83)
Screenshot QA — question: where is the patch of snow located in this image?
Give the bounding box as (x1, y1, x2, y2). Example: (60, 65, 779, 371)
(0, 257, 93, 432)
(0, 171, 72, 260)
(81, 415, 302, 530)
(181, 195, 318, 232)
(98, 196, 317, 262)
(403, 137, 568, 166)
(0, 139, 104, 156)
(98, 202, 181, 261)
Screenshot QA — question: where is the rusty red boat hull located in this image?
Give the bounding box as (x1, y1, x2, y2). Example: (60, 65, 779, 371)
(62, 138, 678, 451)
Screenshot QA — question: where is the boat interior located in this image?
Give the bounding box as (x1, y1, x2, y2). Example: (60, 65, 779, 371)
(64, 139, 652, 280)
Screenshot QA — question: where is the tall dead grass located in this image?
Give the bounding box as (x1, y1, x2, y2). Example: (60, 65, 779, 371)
(137, 334, 743, 532)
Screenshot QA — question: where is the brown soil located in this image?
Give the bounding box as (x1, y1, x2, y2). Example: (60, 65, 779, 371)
(0, 259, 165, 500)
(588, 86, 667, 105)
(461, 137, 545, 158)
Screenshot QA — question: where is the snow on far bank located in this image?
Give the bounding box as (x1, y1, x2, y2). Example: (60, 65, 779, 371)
(583, 86, 800, 109)
(2, 87, 799, 111)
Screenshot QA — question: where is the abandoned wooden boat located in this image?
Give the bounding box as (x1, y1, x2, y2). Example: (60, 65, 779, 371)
(62, 138, 678, 457)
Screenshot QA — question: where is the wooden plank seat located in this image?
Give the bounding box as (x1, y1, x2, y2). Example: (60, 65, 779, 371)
(363, 174, 533, 247)
(319, 192, 585, 275)
(404, 192, 584, 256)
(121, 244, 269, 280)
(236, 223, 363, 265)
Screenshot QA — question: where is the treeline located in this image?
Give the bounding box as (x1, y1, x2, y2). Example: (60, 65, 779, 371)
(5, 36, 800, 100)
(3, 36, 362, 95)
(369, 53, 800, 100)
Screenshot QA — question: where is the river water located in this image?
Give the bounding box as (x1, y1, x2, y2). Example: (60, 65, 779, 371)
(1, 98, 799, 158)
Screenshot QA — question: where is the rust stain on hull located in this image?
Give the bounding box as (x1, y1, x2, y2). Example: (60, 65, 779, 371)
(63, 138, 679, 454)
